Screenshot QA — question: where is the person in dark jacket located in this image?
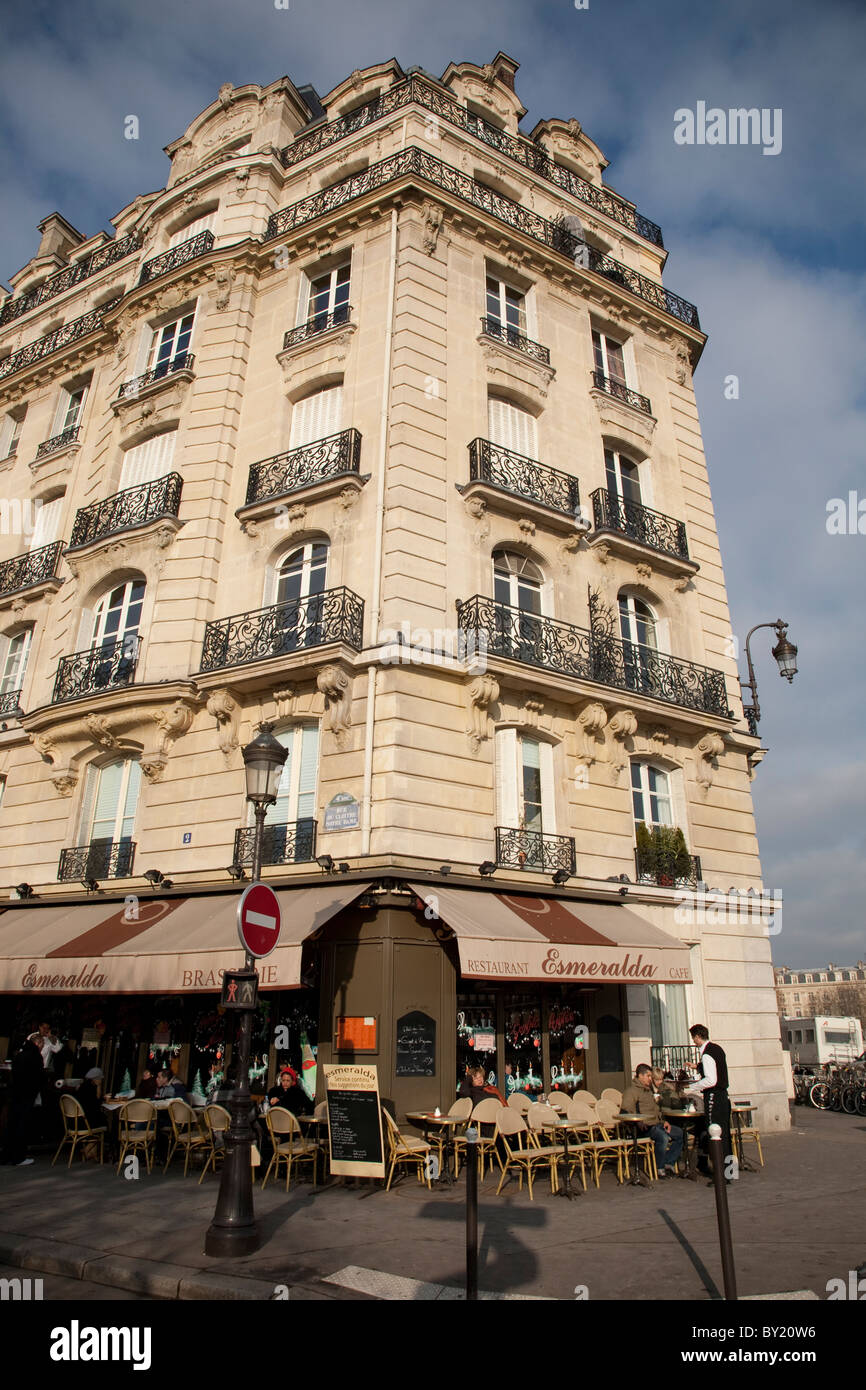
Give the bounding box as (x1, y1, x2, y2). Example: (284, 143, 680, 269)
(135, 1069, 158, 1100)
(266, 1066, 312, 1117)
(1, 1033, 44, 1166)
(77, 1068, 105, 1129)
(684, 1024, 733, 1180)
(459, 1066, 507, 1107)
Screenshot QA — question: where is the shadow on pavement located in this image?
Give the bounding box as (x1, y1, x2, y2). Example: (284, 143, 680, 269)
(658, 1207, 722, 1300)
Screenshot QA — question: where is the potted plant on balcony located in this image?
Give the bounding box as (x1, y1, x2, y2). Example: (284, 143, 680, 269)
(636, 822, 692, 886)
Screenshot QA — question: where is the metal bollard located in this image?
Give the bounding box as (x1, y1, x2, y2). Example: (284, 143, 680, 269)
(708, 1122, 737, 1300)
(465, 1125, 479, 1301)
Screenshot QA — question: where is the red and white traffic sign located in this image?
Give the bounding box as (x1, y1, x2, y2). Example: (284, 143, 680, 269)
(237, 882, 282, 958)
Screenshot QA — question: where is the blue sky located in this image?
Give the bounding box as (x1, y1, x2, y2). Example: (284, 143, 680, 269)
(1, 0, 864, 967)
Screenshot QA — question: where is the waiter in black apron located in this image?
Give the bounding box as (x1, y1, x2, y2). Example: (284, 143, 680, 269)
(684, 1024, 733, 1182)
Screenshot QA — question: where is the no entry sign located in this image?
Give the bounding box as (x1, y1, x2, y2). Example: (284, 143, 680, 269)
(237, 882, 282, 958)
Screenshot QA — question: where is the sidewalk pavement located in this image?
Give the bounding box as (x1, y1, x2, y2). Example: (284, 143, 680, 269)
(0, 1105, 863, 1301)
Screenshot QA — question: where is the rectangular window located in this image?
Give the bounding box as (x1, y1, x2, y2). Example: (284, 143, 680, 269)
(148, 312, 195, 373)
(79, 760, 142, 848)
(289, 385, 343, 448)
(592, 329, 627, 385)
(485, 275, 526, 335)
(305, 263, 350, 327)
(648, 983, 689, 1047)
(52, 385, 88, 436)
(119, 432, 177, 491)
(28, 496, 63, 552)
(487, 397, 538, 459)
(0, 630, 32, 697)
(169, 212, 215, 248)
(495, 729, 554, 835)
(0, 410, 25, 459)
(806, 1030, 815, 1043)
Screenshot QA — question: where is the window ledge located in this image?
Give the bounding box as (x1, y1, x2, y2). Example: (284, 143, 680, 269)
(477, 331, 555, 401)
(457, 479, 581, 537)
(276, 321, 357, 391)
(110, 367, 195, 417)
(585, 529, 699, 580)
(589, 386, 656, 449)
(236, 471, 368, 531)
(29, 441, 82, 479)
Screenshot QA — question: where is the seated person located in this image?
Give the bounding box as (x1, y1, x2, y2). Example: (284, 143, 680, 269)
(459, 1065, 506, 1107)
(77, 1068, 105, 1129)
(266, 1065, 313, 1117)
(135, 1069, 158, 1100)
(155, 1068, 188, 1101)
(655, 1068, 684, 1110)
(621, 1063, 684, 1179)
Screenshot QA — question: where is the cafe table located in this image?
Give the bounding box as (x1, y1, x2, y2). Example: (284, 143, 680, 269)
(730, 1101, 757, 1172)
(615, 1112, 652, 1186)
(660, 1107, 703, 1176)
(405, 1111, 465, 1184)
(535, 1115, 584, 1200)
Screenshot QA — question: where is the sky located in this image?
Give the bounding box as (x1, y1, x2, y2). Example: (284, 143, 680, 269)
(0, 0, 863, 968)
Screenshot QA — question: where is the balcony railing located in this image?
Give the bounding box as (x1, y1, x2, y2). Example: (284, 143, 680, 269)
(35, 425, 81, 460)
(117, 353, 195, 399)
(58, 839, 136, 882)
(591, 489, 690, 561)
(0, 688, 22, 717)
(0, 233, 140, 327)
(468, 438, 580, 517)
(495, 826, 576, 875)
(199, 586, 364, 673)
(650, 1044, 701, 1072)
(245, 430, 361, 507)
(0, 541, 63, 599)
(635, 846, 702, 890)
(590, 370, 652, 416)
(479, 317, 550, 366)
(138, 230, 215, 286)
(0, 300, 119, 382)
(283, 305, 352, 350)
(281, 75, 664, 247)
(53, 636, 140, 703)
(264, 148, 698, 330)
(233, 820, 318, 868)
(455, 596, 732, 718)
(68, 472, 183, 550)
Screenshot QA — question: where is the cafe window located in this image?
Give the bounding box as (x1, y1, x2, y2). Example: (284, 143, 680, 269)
(503, 993, 543, 1097)
(547, 996, 586, 1094)
(648, 983, 688, 1049)
(457, 991, 499, 1092)
(456, 986, 589, 1098)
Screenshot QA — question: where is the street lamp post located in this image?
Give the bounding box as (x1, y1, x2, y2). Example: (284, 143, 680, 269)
(739, 619, 799, 736)
(205, 723, 287, 1258)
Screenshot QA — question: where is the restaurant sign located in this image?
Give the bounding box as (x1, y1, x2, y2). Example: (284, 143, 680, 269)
(458, 943, 692, 985)
(324, 1063, 385, 1179)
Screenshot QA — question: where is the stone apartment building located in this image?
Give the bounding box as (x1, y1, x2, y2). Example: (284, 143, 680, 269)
(775, 964, 866, 1023)
(0, 53, 789, 1128)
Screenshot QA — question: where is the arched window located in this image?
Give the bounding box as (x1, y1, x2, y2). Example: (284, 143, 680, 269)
(630, 761, 673, 828)
(89, 580, 145, 689)
(618, 592, 657, 649)
(605, 448, 642, 506)
(493, 550, 544, 665)
(274, 543, 328, 650)
(0, 628, 32, 710)
(77, 758, 142, 877)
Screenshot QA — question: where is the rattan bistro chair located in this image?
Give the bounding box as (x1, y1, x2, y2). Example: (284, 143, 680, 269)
(382, 1108, 432, 1191)
(495, 1110, 557, 1200)
(116, 1100, 156, 1176)
(262, 1107, 321, 1191)
(198, 1104, 231, 1184)
(52, 1095, 106, 1168)
(507, 1092, 533, 1114)
(163, 1098, 209, 1176)
(601, 1088, 623, 1108)
(452, 1098, 504, 1181)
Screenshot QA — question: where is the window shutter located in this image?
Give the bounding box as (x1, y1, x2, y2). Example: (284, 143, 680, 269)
(91, 761, 124, 842)
(268, 730, 294, 825)
(296, 724, 319, 821)
(119, 762, 142, 840)
(169, 213, 215, 247)
(0, 629, 32, 694)
(28, 496, 63, 552)
(51, 390, 71, 436)
(487, 398, 537, 459)
(539, 740, 556, 835)
(120, 431, 177, 490)
(494, 728, 519, 828)
(77, 765, 99, 847)
(290, 386, 343, 448)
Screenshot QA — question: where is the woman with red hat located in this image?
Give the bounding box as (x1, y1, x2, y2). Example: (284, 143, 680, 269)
(266, 1064, 313, 1117)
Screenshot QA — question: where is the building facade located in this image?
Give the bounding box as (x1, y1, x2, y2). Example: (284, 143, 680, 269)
(0, 54, 789, 1128)
(775, 964, 866, 1023)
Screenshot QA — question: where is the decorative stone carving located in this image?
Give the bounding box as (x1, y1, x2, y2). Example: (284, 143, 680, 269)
(464, 495, 490, 545)
(232, 168, 250, 204)
(559, 532, 584, 569)
(607, 706, 637, 784)
(286, 502, 307, 532)
(337, 487, 358, 511)
(421, 201, 444, 255)
(523, 697, 544, 729)
(673, 575, 692, 593)
(272, 686, 297, 720)
(85, 714, 120, 749)
(594, 542, 611, 565)
(317, 665, 352, 747)
(140, 757, 167, 783)
(52, 773, 78, 797)
(466, 674, 499, 753)
(239, 518, 259, 538)
(9, 598, 26, 615)
(213, 264, 236, 309)
(218, 82, 234, 110)
(695, 730, 725, 793)
(206, 688, 240, 761)
(577, 701, 608, 766)
(30, 732, 56, 763)
(675, 343, 691, 385)
(182, 189, 201, 209)
(636, 562, 652, 580)
(517, 517, 536, 538)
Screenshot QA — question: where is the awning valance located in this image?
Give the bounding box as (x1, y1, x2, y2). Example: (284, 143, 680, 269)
(409, 885, 692, 985)
(0, 882, 366, 995)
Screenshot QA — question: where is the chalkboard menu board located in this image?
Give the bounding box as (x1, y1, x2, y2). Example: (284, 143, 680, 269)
(324, 1063, 385, 1178)
(395, 1010, 436, 1077)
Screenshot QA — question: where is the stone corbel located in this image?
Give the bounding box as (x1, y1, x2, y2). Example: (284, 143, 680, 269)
(464, 495, 490, 546)
(141, 698, 200, 782)
(577, 701, 608, 767)
(206, 688, 240, 762)
(606, 707, 637, 784)
(559, 531, 585, 569)
(85, 714, 122, 750)
(466, 674, 499, 753)
(317, 664, 353, 748)
(271, 686, 297, 721)
(52, 771, 79, 797)
(695, 730, 725, 794)
(522, 696, 544, 729)
(213, 264, 236, 308)
(421, 201, 444, 255)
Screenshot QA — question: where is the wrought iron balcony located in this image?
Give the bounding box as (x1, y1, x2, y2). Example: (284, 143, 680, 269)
(634, 846, 702, 890)
(591, 489, 689, 561)
(138, 230, 215, 286)
(53, 636, 140, 703)
(496, 826, 576, 875)
(0, 234, 140, 327)
(282, 305, 352, 350)
(0, 541, 63, 599)
(281, 76, 664, 247)
(455, 596, 732, 718)
(0, 300, 119, 382)
(245, 430, 361, 507)
(468, 439, 580, 517)
(200, 586, 364, 673)
(0, 689, 22, 717)
(68, 472, 183, 550)
(590, 370, 652, 416)
(58, 839, 136, 882)
(35, 425, 81, 460)
(479, 317, 550, 365)
(264, 148, 698, 330)
(117, 353, 195, 399)
(233, 819, 317, 868)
